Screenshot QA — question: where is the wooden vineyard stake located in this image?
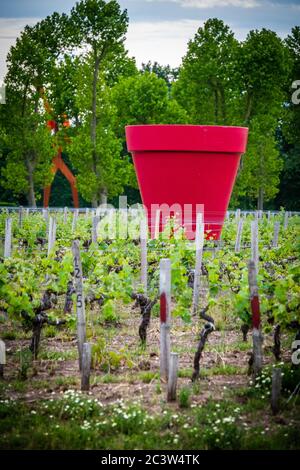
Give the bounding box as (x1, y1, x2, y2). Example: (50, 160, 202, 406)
(167, 352, 179, 401)
(0, 340, 5, 378)
(267, 210, 271, 221)
(248, 260, 263, 377)
(251, 220, 259, 277)
(154, 209, 161, 239)
(63, 207, 68, 224)
(235, 208, 241, 221)
(192, 212, 204, 316)
(271, 368, 282, 415)
(160, 258, 171, 380)
(47, 217, 56, 256)
(284, 211, 289, 230)
(18, 206, 23, 227)
(85, 208, 89, 220)
(81, 342, 91, 391)
(140, 218, 148, 294)
(42, 208, 48, 221)
(4, 217, 12, 258)
(272, 221, 280, 248)
(235, 218, 243, 253)
(92, 216, 100, 244)
(72, 209, 79, 232)
(72, 240, 87, 370)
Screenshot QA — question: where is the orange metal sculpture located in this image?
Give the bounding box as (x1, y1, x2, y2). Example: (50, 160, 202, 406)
(40, 87, 79, 208)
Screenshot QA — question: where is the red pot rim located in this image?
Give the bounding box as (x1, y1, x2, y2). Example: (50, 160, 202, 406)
(126, 124, 248, 154)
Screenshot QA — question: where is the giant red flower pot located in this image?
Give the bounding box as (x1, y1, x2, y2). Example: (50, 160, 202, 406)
(125, 125, 248, 239)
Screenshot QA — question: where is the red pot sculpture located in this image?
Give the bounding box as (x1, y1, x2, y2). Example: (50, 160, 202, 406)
(125, 125, 248, 239)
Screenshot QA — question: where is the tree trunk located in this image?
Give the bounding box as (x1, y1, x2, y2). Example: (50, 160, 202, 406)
(91, 196, 98, 208)
(257, 187, 264, 211)
(100, 189, 107, 206)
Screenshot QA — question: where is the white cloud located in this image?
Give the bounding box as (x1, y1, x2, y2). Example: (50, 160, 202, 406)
(145, 0, 261, 8)
(126, 19, 202, 67)
(0, 18, 39, 84)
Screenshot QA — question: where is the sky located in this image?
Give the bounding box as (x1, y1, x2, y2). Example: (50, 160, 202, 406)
(0, 0, 299, 83)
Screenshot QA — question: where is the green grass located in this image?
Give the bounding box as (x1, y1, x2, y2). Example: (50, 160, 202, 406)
(178, 386, 191, 408)
(203, 364, 247, 376)
(138, 371, 159, 383)
(0, 393, 299, 450)
(38, 349, 77, 361)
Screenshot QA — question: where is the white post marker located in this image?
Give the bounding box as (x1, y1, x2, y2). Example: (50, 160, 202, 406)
(0, 339, 6, 378)
(235, 208, 241, 221)
(4, 217, 12, 258)
(272, 221, 280, 248)
(140, 218, 148, 294)
(160, 258, 171, 381)
(72, 240, 87, 370)
(192, 212, 204, 316)
(81, 342, 91, 391)
(235, 218, 243, 253)
(167, 352, 179, 401)
(251, 220, 259, 277)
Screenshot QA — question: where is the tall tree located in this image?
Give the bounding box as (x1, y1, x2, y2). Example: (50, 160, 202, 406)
(173, 18, 240, 125)
(275, 26, 300, 210)
(1, 13, 68, 206)
(69, 0, 129, 206)
(233, 28, 291, 209)
(67, 59, 134, 203)
(174, 20, 290, 209)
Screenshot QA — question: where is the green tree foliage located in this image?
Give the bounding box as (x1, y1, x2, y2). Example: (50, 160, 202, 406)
(233, 116, 283, 205)
(67, 66, 133, 203)
(233, 29, 291, 209)
(276, 27, 300, 210)
(112, 71, 188, 139)
(141, 61, 179, 90)
(173, 18, 240, 125)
